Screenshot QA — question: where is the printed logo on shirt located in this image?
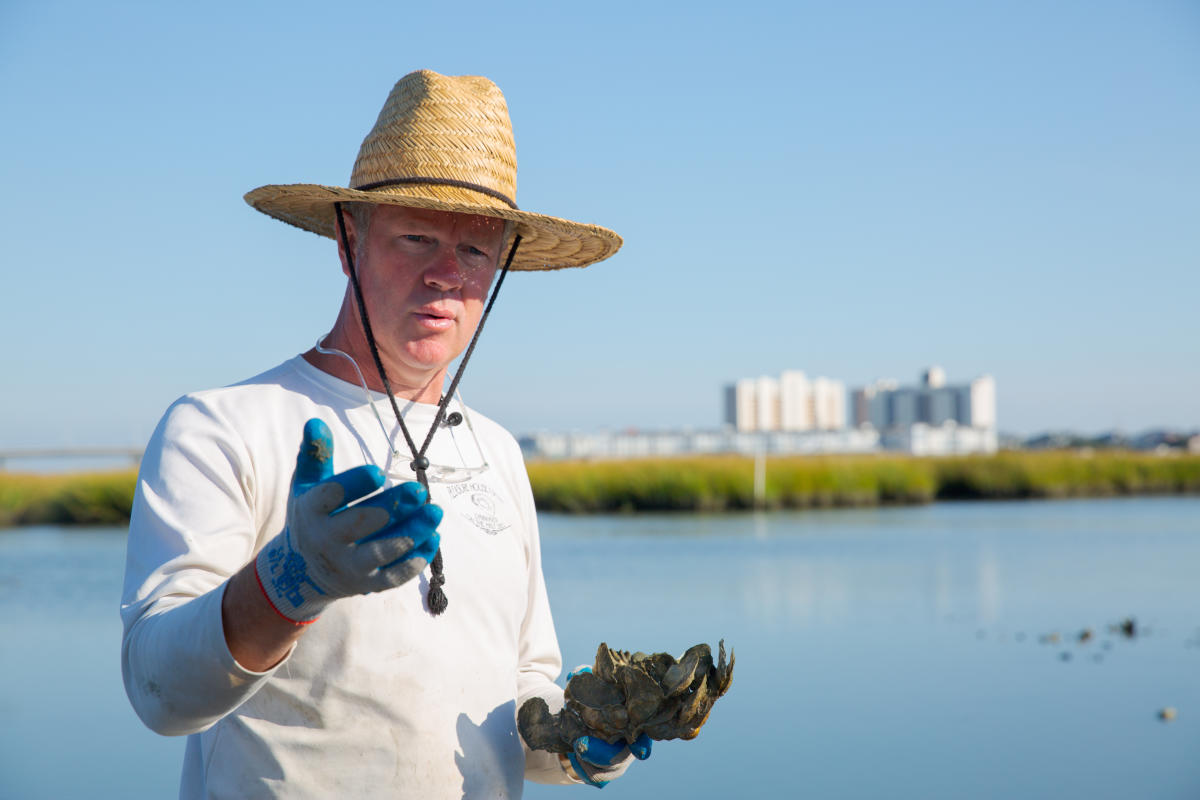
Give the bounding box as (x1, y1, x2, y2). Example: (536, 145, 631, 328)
(447, 481, 511, 535)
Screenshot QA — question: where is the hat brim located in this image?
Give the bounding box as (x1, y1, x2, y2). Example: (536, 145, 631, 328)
(244, 183, 622, 271)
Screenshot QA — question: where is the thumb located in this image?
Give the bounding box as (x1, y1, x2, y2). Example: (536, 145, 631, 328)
(293, 418, 335, 490)
(574, 735, 628, 767)
(629, 733, 652, 760)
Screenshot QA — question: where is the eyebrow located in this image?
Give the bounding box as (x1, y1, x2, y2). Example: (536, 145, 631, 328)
(380, 213, 504, 246)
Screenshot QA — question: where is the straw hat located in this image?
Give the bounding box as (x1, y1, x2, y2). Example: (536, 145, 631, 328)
(244, 70, 622, 271)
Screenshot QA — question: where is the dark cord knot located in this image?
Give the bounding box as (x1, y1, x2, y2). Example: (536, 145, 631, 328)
(428, 549, 448, 615)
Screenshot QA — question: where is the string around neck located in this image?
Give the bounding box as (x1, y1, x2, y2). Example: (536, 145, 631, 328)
(333, 201, 521, 616)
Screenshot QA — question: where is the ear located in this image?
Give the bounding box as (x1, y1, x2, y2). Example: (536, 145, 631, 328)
(334, 207, 359, 279)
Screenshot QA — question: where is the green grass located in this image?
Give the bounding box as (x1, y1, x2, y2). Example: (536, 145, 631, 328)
(0, 469, 138, 526)
(931, 451, 1200, 500)
(1, 451, 1197, 525)
(527, 451, 1200, 513)
(526, 454, 938, 512)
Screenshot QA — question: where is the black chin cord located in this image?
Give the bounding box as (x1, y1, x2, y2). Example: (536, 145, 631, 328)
(334, 202, 520, 616)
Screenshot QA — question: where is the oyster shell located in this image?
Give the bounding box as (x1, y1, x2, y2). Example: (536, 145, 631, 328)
(518, 640, 734, 753)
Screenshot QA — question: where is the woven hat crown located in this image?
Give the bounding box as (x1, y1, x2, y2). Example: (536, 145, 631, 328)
(350, 71, 517, 209)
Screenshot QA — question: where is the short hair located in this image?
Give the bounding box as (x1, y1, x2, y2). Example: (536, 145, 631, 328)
(341, 202, 374, 262)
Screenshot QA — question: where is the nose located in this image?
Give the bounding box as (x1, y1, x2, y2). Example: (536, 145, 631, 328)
(423, 245, 465, 292)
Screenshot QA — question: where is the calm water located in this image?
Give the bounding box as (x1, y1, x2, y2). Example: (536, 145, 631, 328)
(1, 497, 1197, 799)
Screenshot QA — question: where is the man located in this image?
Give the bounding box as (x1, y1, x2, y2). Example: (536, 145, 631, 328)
(121, 70, 648, 798)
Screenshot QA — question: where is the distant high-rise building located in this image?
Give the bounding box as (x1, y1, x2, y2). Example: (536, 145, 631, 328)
(779, 370, 812, 431)
(965, 374, 997, 428)
(852, 379, 897, 431)
(811, 377, 846, 430)
(724, 371, 845, 432)
(851, 367, 996, 431)
(754, 376, 780, 432)
(725, 379, 760, 432)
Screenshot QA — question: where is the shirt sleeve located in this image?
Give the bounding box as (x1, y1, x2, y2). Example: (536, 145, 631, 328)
(120, 396, 284, 736)
(504, 439, 575, 785)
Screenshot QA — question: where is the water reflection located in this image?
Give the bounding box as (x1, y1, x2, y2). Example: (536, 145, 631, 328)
(740, 557, 848, 624)
(976, 544, 1000, 623)
(736, 545, 1005, 626)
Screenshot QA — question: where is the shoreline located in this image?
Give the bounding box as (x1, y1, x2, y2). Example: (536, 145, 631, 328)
(3, 451, 1197, 525)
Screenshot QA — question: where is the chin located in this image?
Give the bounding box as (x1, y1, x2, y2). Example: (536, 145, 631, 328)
(403, 345, 457, 375)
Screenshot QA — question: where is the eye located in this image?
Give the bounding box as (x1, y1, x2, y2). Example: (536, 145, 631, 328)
(459, 243, 493, 267)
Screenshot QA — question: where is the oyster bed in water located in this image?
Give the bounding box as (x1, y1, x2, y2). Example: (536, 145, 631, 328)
(519, 641, 734, 753)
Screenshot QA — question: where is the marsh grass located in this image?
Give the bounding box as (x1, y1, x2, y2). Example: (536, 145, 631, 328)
(0, 469, 137, 526)
(527, 451, 1200, 513)
(1, 452, 1197, 525)
(931, 452, 1200, 500)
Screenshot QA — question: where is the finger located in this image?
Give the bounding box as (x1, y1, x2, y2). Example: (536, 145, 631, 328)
(574, 735, 628, 768)
(323, 503, 392, 545)
(352, 482, 428, 537)
(629, 733, 652, 760)
(373, 503, 442, 548)
(352, 533, 414, 573)
(566, 751, 609, 789)
(293, 419, 335, 488)
(404, 531, 440, 565)
(374, 532, 441, 575)
(303, 465, 387, 516)
(354, 505, 441, 565)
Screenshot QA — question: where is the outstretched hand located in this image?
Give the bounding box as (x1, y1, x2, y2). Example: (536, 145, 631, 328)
(564, 666, 652, 788)
(255, 418, 442, 623)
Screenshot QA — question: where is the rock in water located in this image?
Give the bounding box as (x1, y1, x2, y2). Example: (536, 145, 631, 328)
(518, 640, 735, 753)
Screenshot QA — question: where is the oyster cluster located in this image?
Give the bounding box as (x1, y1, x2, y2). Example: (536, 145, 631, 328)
(519, 640, 734, 753)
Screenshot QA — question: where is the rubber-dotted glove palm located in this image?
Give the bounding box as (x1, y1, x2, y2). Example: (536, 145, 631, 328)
(255, 418, 442, 623)
(564, 666, 653, 788)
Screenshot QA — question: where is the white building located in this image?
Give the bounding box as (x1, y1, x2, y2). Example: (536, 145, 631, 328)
(966, 375, 997, 428)
(851, 367, 997, 455)
(726, 379, 758, 432)
(519, 427, 880, 461)
(524, 366, 998, 461)
(779, 370, 812, 430)
(755, 376, 780, 432)
(811, 377, 847, 430)
(882, 422, 999, 456)
(852, 368, 995, 431)
(724, 370, 846, 433)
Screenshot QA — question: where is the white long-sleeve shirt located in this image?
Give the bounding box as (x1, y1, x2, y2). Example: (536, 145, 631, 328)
(121, 355, 571, 798)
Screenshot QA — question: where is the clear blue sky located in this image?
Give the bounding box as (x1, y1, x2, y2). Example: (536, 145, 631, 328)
(2, 0, 1197, 452)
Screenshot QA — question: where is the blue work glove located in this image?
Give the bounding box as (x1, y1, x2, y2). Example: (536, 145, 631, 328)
(255, 418, 442, 623)
(565, 666, 653, 788)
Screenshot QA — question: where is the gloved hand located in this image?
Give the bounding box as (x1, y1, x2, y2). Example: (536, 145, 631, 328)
(564, 666, 653, 788)
(255, 418, 442, 623)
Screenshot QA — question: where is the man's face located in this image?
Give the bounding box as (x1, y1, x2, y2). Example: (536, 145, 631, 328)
(343, 204, 506, 387)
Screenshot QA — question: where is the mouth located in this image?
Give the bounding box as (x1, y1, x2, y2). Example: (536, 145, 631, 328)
(413, 306, 456, 330)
